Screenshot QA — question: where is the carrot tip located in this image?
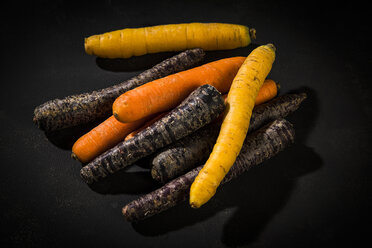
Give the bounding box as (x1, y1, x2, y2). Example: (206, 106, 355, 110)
(71, 152, 80, 162)
(266, 43, 276, 52)
(190, 202, 199, 209)
(151, 168, 161, 183)
(249, 28, 256, 40)
(122, 205, 128, 216)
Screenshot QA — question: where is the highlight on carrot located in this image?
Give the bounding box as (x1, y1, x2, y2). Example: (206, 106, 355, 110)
(71, 115, 154, 164)
(255, 79, 279, 105)
(151, 93, 307, 183)
(190, 43, 276, 208)
(80, 85, 225, 184)
(124, 112, 168, 141)
(122, 119, 295, 222)
(85, 23, 256, 59)
(113, 56, 246, 123)
(33, 48, 205, 132)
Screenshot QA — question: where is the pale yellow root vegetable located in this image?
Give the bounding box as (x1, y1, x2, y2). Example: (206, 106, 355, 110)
(189, 43, 276, 208)
(85, 23, 256, 58)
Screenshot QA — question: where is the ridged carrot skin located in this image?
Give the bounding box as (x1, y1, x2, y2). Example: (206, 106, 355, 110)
(85, 23, 255, 59)
(113, 56, 246, 123)
(255, 79, 279, 105)
(71, 115, 153, 163)
(190, 44, 276, 208)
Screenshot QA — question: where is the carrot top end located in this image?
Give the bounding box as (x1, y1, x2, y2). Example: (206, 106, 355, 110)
(249, 28, 256, 40)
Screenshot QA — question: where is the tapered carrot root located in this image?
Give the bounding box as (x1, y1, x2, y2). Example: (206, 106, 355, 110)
(113, 56, 246, 123)
(122, 119, 295, 222)
(190, 44, 276, 208)
(72, 115, 154, 163)
(33, 48, 205, 131)
(255, 79, 279, 105)
(85, 23, 255, 59)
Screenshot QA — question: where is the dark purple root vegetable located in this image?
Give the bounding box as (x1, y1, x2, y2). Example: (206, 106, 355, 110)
(33, 48, 205, 131)
(80, 84, 225, 184)
(151, 93, 307, 183)
(122, 118, 295, 222)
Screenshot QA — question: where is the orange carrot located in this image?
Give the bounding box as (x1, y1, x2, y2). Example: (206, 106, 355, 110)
(125, 79, 279, 140)
(124, 112, 168, 141)
(72, 115, 153, 163)
(221, 79, 279, 105)
(214, 79, 278, 123)
(113, 56, 246, 123)
(255, 79, 279, 105)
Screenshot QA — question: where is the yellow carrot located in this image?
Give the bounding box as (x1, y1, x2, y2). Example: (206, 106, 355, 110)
(85, 23, 256, 58)
(189, 44, 276, 208)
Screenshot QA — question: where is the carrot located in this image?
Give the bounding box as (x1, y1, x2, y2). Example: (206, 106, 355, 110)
(71, 115, 155, 163)
(33, 48, 205, 131)
(255, 79, 279, 105)
(113, 56, 246, 123)
(80, 85, 225, 184)
(124, 112, 168, 141)
(85, 23, 256, 59)
(151, 93, 306, 183)
(190, 44, 276, 208)
(122, 119, 295, 222)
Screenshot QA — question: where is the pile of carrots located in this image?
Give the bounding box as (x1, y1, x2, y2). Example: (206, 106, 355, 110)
(33, 23, 306, 222)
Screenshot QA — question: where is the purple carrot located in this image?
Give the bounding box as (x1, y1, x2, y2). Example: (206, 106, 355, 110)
(151, 93, 306, 183)
(33, 48, 205, 131)
(122, 118, 295, 222)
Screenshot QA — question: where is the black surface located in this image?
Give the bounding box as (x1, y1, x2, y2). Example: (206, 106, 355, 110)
(1, 1, 371, 247)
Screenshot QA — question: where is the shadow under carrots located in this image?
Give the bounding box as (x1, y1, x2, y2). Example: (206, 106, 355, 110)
(96, 51, 178, 72)
(87, 166, 161, 195)
(203, 44, 259, 64)
(132, 144, 322, 239)
(95, 43, 260, 72)
(131, 87, 321, 247)
(44, 117, 108, 150)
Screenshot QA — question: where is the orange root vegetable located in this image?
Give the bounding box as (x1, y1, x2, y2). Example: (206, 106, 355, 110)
(221, 79, 279, 104)
(85, 23, 256, 59)
(71, 115, 153, 163)
(124, 112, 168, 141)
(255, 79, 279, 105)
(113, 56, 246, 123)
(190, 44, 276, 208)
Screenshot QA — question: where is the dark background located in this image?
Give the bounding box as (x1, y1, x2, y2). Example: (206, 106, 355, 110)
(1, 0, 371, 247)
